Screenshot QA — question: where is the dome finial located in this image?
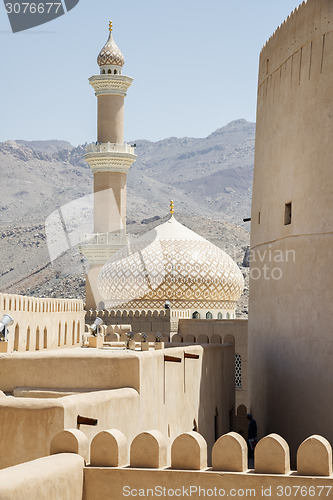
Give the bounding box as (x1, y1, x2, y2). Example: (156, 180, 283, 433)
(97, 21, 125, 68)
(170, 200, 174, 216)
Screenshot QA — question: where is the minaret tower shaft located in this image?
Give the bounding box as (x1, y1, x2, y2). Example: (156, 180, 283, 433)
(80, 21, 136, 309)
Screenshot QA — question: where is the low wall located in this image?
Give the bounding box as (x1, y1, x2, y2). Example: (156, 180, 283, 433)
(0, 293, 85, 352)
(0, 350, 141, 393)
(0, 453, 84, 500)
(0, 388, 139, 469)
(52, 429, 333, 500)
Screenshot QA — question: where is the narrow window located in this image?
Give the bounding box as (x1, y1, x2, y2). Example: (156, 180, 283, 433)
(214, 408, 219, 441)
(258, 211, 261, 224)
(235, 353, 242, 389)
(77, 322, 80, 344)
(26, 327, 30, 351)
(43, 327, 47, 349)
(14, 324, 19, 351)
(217, 312, 223, 319)
(284, 202, 292, 225)
(35, 327, 40, 351)
(206, 312, 213, 319)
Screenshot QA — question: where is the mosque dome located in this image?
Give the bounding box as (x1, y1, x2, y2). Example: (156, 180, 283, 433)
(98, 212, 244, 313)
(97, 22, 125, 67)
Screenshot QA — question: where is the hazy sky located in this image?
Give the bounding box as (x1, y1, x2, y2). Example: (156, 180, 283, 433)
(0, 0, 302, 145)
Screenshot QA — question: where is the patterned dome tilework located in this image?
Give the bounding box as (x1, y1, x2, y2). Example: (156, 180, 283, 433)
(98, 217, 244, 310)
(97, 33, 125, 67)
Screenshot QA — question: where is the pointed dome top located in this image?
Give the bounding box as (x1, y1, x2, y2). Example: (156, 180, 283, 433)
(97, 21, 125, 67)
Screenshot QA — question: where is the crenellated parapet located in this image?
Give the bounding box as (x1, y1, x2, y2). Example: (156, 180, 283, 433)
(0, 292, 84, 313)
(0, 292, 85, 353)
(53, 428, 333, 477)
(258, 0, 333, 88)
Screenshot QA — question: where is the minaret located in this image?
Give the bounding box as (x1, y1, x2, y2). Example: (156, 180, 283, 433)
(80, 21, 136, 309)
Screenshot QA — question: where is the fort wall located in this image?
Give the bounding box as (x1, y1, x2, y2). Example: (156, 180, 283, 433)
(178, 319, 248, 409)
(0, 344, 233, 469)
(0, 293, 85, 352)
(0, 454, 84, 500)
(57, 430, 333, 500)
(249, 0, 333, 458)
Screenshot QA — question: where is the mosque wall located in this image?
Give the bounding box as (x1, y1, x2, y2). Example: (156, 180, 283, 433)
(85, 308, 171, 336)
(249, 0, 333, 459)
(0, 293, 85, 353)
(0, 345, 234, 469)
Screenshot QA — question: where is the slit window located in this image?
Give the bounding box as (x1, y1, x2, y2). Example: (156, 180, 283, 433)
(284, 202, 292, 225)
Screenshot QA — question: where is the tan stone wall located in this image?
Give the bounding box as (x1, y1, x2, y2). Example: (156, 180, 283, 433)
(0, 345, 233, 468)
(178, 319, 248, 409)
(0, 454, 84, 500)
(249, 0, 333, 459)
(0, 293, 85, 353)
(82, 431, 333, 500)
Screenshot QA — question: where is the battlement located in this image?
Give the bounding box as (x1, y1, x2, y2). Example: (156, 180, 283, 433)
(52, 427, 333, 476)
(0, 292, 85, 352)
(1, 426, 332, 499)
(260, 1, 308, 55)
(85, 308, 170, 319)
(258, 0, 333, 87)
(0, 292, 84, 313)
(47, 428, 333, 499)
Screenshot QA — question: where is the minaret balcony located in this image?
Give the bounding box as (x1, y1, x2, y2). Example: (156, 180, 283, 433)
(86, 142, 135, 155)
(84, 142, 136, 174)
(79, 231, 127, 265)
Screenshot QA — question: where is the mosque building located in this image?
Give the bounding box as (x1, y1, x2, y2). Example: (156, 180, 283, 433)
(98, 202, 244, 320)
(80, 22, 244, 322)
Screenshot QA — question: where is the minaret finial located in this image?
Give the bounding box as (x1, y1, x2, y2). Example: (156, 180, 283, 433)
(170, 200, 174, 216)
(109, 20, 113, 32)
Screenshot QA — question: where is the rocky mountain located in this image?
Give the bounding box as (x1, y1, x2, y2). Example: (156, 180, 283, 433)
(0, 119, 254, 316)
